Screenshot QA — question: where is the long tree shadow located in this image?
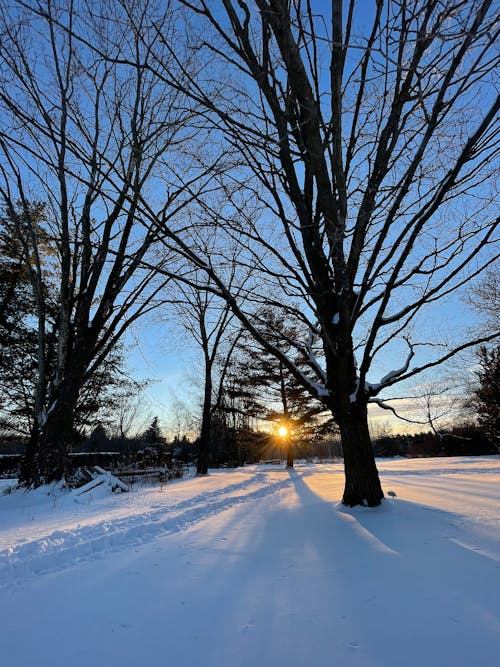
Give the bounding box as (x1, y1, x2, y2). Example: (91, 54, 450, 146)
(283, 467, 500, 665)
(3, 467, 499, 667)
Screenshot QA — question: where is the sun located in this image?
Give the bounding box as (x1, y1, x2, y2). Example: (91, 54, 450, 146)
(278, 426, 288, 437)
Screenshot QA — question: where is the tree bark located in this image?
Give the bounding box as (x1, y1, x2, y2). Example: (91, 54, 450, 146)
(20, 387, 78, 487)
(279, 362, 294, 468)
(19, 428, 42, 488)
(337, 400, 384, 507)
(40, 392, 77, 483)
(196, 365, 212, 475)
(20, 350, 85, 488)
(285, 438, 294, 468)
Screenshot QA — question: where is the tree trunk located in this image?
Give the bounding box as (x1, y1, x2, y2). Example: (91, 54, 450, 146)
(196, 368, 212, 475)
(279, 363, 294, 468)
(285, 438, 294, 468)
(19, 427, 42, 488)
(40, 395, 76, 483)
(20, 383, 79, 488)
(337, 400, 384, 507)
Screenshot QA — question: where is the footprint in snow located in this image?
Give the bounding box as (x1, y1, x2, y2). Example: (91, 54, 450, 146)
(348, 642, 360, 649)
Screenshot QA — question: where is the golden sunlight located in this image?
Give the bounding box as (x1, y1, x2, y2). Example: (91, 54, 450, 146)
(278, 426, 288, 437)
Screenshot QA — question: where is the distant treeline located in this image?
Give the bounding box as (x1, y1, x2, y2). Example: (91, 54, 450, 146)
(0, 432, 195, 477)
(372, 423, 497, 458)
(1, 420, 497, 479)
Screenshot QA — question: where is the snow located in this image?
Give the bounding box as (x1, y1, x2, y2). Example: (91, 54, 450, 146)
(367, 346, 415, 394)
(287, 358, 329, 398)
(308, 380, 330, 398)
(1, 457, 500, 667)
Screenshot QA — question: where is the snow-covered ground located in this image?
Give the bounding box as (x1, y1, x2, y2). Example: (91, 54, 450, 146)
(1, 457, 499, 667)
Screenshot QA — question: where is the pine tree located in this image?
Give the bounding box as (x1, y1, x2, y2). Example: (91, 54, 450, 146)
(471, 345, 500, 448)
(88, 424, 109, 453)
(0, 204, 52, 434)
(229, 310, 336, 465)
(143, 417, 165, 447)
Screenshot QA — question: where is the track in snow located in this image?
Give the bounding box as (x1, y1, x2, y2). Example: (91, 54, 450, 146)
(0, 473, 293, 588)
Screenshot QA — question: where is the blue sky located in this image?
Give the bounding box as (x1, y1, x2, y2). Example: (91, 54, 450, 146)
(1, 0, 494, 441)
(124, 285, 480, 438)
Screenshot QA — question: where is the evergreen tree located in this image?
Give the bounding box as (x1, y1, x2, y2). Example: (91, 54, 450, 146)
(0, 205, 147, 440)
(88, 424, 109, 453)
(228, 310, 336, 465)
(471, 345, 500, 448)
(143, 417, 165, 447)
(0, 204, 54, 434)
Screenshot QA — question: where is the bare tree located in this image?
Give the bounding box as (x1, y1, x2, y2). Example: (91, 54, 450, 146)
(465, 266, 500, 335)
(164, 391, 196, 445)
(111, 379, 151, 441)
(0, 1, 205, 486)
(146, 0, 499, 505)
(172, 260, 244, 474)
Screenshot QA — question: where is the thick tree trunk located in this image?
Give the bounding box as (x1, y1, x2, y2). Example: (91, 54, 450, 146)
(20, 383, 79, 488)
(196, 369, 212, 475)
(337, 400, 384, 507)
(196, 417, 210, 475)
(19, 427, 42, 488)
(40, 396, 75, 483)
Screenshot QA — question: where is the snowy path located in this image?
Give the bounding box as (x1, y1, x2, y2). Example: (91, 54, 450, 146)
(0, 470, 293, 585)
(1, 459, 500, 667)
